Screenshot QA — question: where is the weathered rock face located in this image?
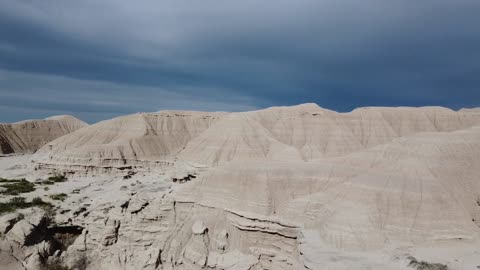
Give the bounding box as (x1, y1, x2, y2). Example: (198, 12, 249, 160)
(1, 104, 480, 270)
(51, 193, 303, 270)
(0, 207, 85, 270)
(33, 105, 480, 170)
(0, 213, 23, 235)
(0, 115, 87, 155)
(33, 111, 225, 173)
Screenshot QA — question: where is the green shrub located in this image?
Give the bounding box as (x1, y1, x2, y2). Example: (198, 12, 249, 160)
(48, 175, 67, 183)
(9, 196, 27, 205)
(0, 179, 35, 195)
(31, 197, 46, 205)
(39, 180, 55, 185)
(49, 193, 68, 201)
(0, 203, 14, 214)
(408, 257, 448, 270)
(0, 197, 28, 214)
(0, 178, 26, 183)
(0, 197, 53, 215)
(36, 174, 67, 186)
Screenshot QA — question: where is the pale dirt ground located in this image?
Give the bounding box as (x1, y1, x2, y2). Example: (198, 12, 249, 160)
(1, 155, 479, 270)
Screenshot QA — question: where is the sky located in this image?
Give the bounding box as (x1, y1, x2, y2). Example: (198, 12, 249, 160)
(0, 0, 479, 123)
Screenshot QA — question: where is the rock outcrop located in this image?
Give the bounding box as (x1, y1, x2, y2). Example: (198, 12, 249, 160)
(0, 115, 87, 155)
(33, 111, 225, 172)
(33, 105, 480, 170)
(1, 104, 480, 269)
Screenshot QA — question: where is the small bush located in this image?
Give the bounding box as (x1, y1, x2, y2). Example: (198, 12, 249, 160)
(0, 178, 26, 183)
(36, 174, 67, 186)
(32, 197, 47, 206)
(0, 197, 28, 214)
(48, 175, 67, 183)
(0, 179, 35, 195)
(0, 197, 53, 215)
(50, 193, 68, 201)
(39, 180, 55, 185)
(409, 257, 448, 270)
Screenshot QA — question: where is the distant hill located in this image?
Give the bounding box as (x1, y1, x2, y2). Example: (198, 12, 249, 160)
(0, 115, 87, 155)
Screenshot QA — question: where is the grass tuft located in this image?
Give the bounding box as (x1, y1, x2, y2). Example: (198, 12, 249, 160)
(0, 177, 26, 183)
(0, 179, 35, 195)
(49, 193, 68, 201)
(48, 175, 68, 183)
(39, 180, 55, 185)
(408, 257, 448, 270)
(0, 196, 53, 215)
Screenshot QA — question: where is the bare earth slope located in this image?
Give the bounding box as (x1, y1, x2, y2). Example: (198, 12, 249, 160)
(1, 104, 480, 270)
(0, 115, 87, 155)
(34, 111, 225, 171)
(34, 104, 480, 168)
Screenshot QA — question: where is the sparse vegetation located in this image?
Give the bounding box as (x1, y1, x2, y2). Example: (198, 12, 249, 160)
(0, 197, 27, 214)
(32, 197, 48, 205)
(35, 174, 67, 186)
(408, 257, 448, 270)
(0, 178, 35, 195)
(48, 174, 68, 183)
(0, 196, 53, 214)
(39, 180, 55, 185)
(50, 193, 68, 201)
(172, 174, 197, 183)
(0, 177, 26, 183)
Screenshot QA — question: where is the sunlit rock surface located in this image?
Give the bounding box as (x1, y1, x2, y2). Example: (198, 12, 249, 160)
(1, 104, 480, 270)
(0, 115, 87, 155)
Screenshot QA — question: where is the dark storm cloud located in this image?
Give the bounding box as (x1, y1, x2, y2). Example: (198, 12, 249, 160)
(0, 70, 257, 123)
(0, 0, 479, 122)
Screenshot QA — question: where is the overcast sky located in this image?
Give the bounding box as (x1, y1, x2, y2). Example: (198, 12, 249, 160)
(1, 0, 479, 123)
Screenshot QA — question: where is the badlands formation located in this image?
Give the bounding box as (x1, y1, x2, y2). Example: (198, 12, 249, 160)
(1, 103, 480, 270)
(0, 115, 87, 155)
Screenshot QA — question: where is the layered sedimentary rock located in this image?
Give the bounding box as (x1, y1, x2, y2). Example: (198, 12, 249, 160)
(25, 124, 479, 270)
(34, 111, 225, 171)
(182, 125, 480, 247)
(0, 115, 87, 155)
(34, 104, 480, 168)
(2, 104, 480, 270)
(180, 105, 480, 165)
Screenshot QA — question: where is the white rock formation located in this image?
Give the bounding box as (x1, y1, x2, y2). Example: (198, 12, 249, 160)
(33, 105, 480, 169)
(1, 104, 480, 270)
(0, 115, 87, 155)
(33, 111, 225, 172)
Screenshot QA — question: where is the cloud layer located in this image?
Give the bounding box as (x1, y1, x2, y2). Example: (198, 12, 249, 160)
(1, 0, 479, 123)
